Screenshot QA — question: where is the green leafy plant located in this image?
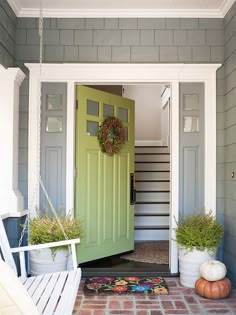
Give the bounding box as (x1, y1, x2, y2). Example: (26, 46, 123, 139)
(28, 208, 83, 256)
(175, 209, 223, 251)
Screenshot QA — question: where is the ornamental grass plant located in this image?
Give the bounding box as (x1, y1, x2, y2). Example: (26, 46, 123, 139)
(28, 208, 83, 254)
(175, 209, 223, 252)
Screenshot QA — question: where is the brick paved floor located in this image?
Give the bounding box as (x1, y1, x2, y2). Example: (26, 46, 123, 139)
(73, 278, 236, 315)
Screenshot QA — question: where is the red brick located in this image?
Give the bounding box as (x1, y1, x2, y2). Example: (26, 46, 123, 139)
(108, 300, 121, 309)
(123, 301, 134, 309)
(166, 281, 178, 287)
(174, 301, 187, 309)
(165, 310, 190, 314)
(188, 304, 204, 314)
(183, 288, 194, 294)
(108, 311, 134, 314)
(134, 295, 148, 300)
(184, 296, 198, 304)
(206, 310, 232, 314)
(159, 295, 182, 300)
(161, 301, 174, 309)
(136, 304, 160, 309)
(78, 311, 92, 315)
(203, 303, 228, 309)
(83, 296, 97, 301)
(136, 301, 158, 305)
(83, 305, 106, 309)
(150, 311, 163, 315)
(84, 300, 106, 305)
(94, 310, 107, 315)
(136, 311, 149, 315)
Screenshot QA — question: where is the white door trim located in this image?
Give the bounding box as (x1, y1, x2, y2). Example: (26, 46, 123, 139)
(26, 63, 221, 274)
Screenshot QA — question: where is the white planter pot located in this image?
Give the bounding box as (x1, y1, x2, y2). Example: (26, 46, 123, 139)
(178, 247, 216, 288)
(29, 248, 69, 276)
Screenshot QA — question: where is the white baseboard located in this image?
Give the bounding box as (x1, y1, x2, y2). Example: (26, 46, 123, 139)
(135, 140, 163, 146)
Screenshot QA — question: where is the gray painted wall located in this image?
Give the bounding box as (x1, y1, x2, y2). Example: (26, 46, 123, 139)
(0, 0, 16, 67)
(224, 2, 236, 287)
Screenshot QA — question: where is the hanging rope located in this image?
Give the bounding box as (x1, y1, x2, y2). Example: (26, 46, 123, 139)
(39, 0, 44, 75)
(19, 1, 69, 247)
(39, 177, 68, 240)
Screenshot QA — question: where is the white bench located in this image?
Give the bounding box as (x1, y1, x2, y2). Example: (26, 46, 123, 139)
(0, 217, 81, 315)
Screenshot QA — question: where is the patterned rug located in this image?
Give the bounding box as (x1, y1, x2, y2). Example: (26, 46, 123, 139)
(120, 241, 169, 265)
(84, 276, 169, 295)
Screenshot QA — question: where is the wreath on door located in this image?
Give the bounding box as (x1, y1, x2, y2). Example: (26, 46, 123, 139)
(97, 116, 126, 156)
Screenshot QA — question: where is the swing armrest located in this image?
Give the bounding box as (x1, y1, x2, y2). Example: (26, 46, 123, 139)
(10, 238, 81, 253)
(10, 238, 80, 278)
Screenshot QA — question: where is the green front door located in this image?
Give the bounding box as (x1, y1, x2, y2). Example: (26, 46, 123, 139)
(75, 86, 135, 263)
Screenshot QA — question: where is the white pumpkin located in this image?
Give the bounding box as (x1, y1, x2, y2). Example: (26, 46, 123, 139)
(200, 260, 227, 281)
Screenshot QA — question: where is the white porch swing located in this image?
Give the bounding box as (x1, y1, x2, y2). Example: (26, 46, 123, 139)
(0, 5, 81, 314)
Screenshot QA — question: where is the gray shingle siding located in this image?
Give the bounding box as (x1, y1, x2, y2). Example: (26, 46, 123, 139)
(224, 1, 236, 287)
(15, 17, 224, 64)
(0, 0, 16, 67)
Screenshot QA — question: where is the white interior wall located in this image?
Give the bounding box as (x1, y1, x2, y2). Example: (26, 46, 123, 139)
(123, 85, 163, 143)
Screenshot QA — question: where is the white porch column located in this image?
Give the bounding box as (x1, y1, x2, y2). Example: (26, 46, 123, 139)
(0, 65, 26, 215)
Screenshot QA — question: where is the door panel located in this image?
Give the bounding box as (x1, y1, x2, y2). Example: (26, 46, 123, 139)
(75, 86, 135, 263)
(40, 83, 67, 213)
(179, 83, 205, 217)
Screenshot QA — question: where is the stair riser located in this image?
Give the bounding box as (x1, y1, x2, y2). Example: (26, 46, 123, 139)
(135, 155, 170, 162)
(135, 203, 169, 214)
(135, 172, 170, 181)
(135, 216, 169, 226)
(135, 230, 169, 241)
(136, 192, 170, 202)
(135, 163, 170, 171)
(136, 181, 170, 191)
(135, 147, 169, 154)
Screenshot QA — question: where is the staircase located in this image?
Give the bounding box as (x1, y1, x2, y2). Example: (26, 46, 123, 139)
(134, 146, 170, 241)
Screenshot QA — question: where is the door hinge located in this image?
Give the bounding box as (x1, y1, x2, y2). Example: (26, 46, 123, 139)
(76, 100, 79, 110)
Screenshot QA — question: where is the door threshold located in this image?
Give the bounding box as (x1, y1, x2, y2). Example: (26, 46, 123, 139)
(82, 267, 174, 278)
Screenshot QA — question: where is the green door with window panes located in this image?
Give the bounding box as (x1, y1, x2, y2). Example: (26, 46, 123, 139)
(75, 86, 135, 263)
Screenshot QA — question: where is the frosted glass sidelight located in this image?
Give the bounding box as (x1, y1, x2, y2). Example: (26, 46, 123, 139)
(184, 116, 199, 133)
(183, 95, 199, 111)
(46, 116, 63, 133)
(47, 94, 63, 111)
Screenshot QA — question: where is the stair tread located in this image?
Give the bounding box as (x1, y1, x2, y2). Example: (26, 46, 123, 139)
(135, 201, 170, 204)
(135, 170, 170, 173)
(135, 161, 170, 164)
(136, 190, 170, 193)
(135, 225, 169, 230)
(135, 213, 169, 216)
(135, 146, 168, 148)
(135, 180, 170, 182)
(135, 153, 170, 155)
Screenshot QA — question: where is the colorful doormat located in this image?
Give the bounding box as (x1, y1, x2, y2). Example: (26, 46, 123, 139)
(84, 276, 169, 295)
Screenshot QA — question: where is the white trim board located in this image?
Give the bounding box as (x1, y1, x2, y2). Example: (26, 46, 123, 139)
(26, 63, 221, 274)
(7, 0, 235, 18)
(135, 141, 163, 147)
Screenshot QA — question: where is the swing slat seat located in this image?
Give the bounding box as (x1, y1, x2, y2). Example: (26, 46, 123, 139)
(0, 216, 81, 315)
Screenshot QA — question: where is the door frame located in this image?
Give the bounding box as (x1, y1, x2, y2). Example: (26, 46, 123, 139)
(26, 63, 221, 274)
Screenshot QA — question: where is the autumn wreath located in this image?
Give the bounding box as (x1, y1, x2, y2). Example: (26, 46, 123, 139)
(97, 116, 125, 155)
